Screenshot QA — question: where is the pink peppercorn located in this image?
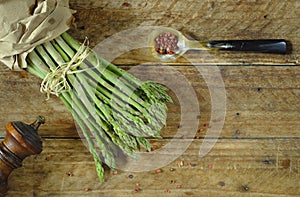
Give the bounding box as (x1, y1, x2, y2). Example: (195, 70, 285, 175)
(154, 32, 179, 55)
(123, 2, 131, 7)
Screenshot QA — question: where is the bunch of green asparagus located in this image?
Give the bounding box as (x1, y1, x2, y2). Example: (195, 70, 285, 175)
(26, 32, 172, 181)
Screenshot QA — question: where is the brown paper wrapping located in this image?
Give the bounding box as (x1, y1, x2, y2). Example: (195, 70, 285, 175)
(0, 0, 74, 70)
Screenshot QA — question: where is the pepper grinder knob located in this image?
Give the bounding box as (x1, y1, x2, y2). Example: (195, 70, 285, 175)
(0, 116, 45, 196)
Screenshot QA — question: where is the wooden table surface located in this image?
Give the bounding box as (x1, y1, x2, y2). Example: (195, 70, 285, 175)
(0, 0, 299, 196)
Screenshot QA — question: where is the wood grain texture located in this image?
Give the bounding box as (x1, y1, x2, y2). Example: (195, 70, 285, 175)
(1, 66, 299, 139)
(6, 139, 300, 197)
(0, 0, 299, 196)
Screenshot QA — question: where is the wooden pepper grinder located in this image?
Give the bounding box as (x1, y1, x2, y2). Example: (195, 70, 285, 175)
(0, 116, 45, 196)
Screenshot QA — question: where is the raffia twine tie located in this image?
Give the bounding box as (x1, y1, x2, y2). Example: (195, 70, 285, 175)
(40, 38, 99, 99)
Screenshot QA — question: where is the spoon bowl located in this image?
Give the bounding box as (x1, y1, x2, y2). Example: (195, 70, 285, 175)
(149, 27, 208, 61)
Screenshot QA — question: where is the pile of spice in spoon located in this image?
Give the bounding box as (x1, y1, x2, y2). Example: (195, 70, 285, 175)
(154, 32, 179, 55)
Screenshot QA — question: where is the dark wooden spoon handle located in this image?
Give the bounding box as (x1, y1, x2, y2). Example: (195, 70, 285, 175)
(207, 39, 287, 54)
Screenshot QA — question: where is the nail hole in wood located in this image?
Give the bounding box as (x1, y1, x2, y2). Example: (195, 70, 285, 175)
(241, 185, 250, 192)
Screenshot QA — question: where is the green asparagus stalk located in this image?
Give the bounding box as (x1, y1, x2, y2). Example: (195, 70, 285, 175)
(25, 32, 172, 181)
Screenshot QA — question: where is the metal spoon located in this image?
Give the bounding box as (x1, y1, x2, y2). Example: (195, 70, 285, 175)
(149, 27, 287, 61)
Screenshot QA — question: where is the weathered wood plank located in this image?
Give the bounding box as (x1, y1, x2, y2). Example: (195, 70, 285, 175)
(69, 0, 300, 38)
(6, 138, 300, 196)
(1, 66, 300, 138)
(99, 49, 299, 66)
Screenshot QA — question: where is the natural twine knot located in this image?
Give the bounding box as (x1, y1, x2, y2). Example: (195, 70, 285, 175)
(40, 38, 97, 99)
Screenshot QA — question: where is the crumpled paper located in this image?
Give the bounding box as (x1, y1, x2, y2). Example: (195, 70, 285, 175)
(0, 0, 74, 70)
